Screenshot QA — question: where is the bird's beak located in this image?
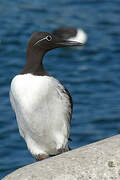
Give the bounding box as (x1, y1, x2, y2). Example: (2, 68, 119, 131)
(56, 39, 85, 47)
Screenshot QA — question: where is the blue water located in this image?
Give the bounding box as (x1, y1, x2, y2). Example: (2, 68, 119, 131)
(1, 0, 120, 178)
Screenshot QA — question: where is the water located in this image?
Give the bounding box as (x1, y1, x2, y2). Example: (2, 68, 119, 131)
(0, 0, 120, 178)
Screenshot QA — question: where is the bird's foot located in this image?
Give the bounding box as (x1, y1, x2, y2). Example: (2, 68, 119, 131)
(57, 146, 71, 154)
(34, 154, 49, 161)
(57, 148, 69, 154)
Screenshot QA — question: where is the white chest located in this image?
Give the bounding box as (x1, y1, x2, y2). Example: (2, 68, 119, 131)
(10, 73, 70, 132)
(11, 74, 51, 105)
(10, 74, 70, 155)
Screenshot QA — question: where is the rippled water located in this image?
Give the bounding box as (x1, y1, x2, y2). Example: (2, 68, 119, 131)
(1, 0, 120, 178)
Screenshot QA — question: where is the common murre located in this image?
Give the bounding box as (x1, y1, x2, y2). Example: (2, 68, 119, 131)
(52, 26, 87, 44)
(10, 32, 84, 161)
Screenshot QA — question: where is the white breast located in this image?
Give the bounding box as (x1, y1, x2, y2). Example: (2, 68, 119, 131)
(10, 74, 71, 156)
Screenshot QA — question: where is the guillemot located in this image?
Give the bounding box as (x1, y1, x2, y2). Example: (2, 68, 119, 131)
(10, 32, 84, 161)
(52, 26, 87, 44)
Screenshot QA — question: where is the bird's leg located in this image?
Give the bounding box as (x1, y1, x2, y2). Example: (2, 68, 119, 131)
(34, 154, 49, 161)
(57, 146, 71, 154)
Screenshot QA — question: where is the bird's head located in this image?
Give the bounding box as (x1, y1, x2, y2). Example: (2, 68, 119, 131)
(27, 32, 85, 53)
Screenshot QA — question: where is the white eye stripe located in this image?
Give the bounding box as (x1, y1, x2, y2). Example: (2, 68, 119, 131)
(33, 35, 52, 46)
(33, 37, 47, 46)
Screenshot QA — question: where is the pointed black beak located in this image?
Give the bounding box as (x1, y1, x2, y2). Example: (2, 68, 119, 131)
(56, 39, 85, 47)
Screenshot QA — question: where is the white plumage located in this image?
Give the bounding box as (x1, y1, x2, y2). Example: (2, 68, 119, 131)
(10, 74, 71, 157)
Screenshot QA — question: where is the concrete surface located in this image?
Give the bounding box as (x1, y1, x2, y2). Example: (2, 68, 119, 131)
(2, 135, 120, 180)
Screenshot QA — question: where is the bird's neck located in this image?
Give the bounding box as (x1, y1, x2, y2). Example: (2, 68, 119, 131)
(20, 48, 49, 76)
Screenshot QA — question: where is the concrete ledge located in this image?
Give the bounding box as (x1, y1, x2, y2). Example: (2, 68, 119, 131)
(2, 135, 120, 180)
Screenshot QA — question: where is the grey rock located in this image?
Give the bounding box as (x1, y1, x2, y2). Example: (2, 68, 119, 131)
(2, 135, 120, 180)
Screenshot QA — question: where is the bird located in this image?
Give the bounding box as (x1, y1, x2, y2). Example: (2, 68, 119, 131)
(52, 26, 87, 44)
(10, 32, 84, 161)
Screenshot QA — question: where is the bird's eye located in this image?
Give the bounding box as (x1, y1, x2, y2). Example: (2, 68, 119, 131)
(46, 35, 52, 41)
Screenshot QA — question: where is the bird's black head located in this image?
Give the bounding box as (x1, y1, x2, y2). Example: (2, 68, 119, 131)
(28, 32, 84, 53)
(21, 32, 85, 75)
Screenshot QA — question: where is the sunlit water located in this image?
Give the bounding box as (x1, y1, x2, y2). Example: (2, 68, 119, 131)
(0, 0, 120, 178)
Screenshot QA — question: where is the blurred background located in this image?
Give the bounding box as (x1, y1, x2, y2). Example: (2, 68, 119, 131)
(0, 0, 120, 178)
